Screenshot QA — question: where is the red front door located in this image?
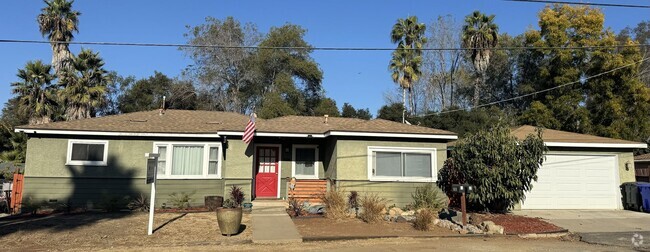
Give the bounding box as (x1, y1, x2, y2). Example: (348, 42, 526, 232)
(255, 146, 279, 198)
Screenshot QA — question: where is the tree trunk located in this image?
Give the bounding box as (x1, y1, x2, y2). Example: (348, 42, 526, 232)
(51, 43, 73, 80)
(402, 88, 406, 123)
(472, 73, 482, 108)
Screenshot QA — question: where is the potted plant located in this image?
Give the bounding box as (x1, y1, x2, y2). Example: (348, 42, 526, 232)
(216, 185, 245, 236)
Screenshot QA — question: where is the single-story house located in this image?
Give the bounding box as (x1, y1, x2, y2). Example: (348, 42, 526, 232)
(15, 109, 457, 208)
(635, 153, 650, 182)
(512, 126, 647, 210)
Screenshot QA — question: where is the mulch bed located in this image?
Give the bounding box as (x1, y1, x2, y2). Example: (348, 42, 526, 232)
(472, 213, 566, 235)
(292, 216, 456, 238)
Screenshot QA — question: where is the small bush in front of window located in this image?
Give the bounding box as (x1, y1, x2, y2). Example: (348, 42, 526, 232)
(127, 194, 150, 212)
(411, 183, 449, 213)
(359, 193, 387, 223)
(320, 187, 348, 219)
(169, 191, 195, 210)
(413, 208, 435, 231)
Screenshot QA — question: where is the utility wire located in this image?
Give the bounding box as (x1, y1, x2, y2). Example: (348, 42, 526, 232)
(0, 39, 648, 51)
(504, 0, 650, 8)
(418, 56, 650, 116)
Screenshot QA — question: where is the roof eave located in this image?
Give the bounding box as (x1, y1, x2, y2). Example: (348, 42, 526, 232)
(545, 141, 648, 149)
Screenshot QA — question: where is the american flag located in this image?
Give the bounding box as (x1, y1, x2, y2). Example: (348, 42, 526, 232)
(243, 114, 256, 144)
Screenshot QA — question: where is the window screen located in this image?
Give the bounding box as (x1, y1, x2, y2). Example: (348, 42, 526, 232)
(295, 148, 316, 176)
(373, 151, 433, 178)
(71, 143, 105, 161)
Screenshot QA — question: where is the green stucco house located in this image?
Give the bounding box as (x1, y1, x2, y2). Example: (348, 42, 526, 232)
(15, 109, 457, 208)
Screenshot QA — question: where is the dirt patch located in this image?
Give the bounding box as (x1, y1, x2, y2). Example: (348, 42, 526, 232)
(0, 212, 251, 250)
(293, 217, 457, 238)
(473, 213, 565, 235)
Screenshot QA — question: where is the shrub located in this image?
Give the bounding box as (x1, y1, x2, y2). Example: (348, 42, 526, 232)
(288, 198, 304, 217)
(348, 191, 359, 217)
(127, 194, 149, 212)
(169, 191, 195, 210)
(412, 184, 449, 213)
(359, 193, 387, 223)
(98, 195, 129, 212)
(438, 122, 546, 212)
(320, 187, 347, 219)
(413, 208, 435, 231)
(228, 185, 245, 207)
(21, 197, 44, 215)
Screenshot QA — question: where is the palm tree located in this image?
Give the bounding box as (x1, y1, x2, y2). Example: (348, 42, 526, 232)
(38, 0, 80, 80)
(390, 16, 427, 117)
(61, 49, 109, 120)
(10, 61, 58, 125)
(462, 11, 498, 107)
(0, 122, 27, 163)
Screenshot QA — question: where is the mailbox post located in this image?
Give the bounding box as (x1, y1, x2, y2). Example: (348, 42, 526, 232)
(452, 183, 475, 226)
(145, 153, 159, 235)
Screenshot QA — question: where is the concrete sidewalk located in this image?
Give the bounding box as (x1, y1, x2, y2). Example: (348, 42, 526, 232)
(514, 210, 650, 249)
(251, 201, 302, 244)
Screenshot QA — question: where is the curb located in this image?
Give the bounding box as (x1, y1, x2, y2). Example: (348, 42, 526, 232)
(302, 234, 490, 242)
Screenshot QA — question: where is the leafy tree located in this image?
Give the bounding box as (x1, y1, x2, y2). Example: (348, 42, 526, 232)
(60, 49, 109, 120)
(248, 24, 324, 117)
(461, 11, 499, 107)
(618, 20, 649, 87)
(390, 16, 427, 115)
(341, 102, 372, 119)
(438, 123, 546, 212)
(377, 103, 405, 122)
(258, 92, 297, 119)
(313, 98, 340, 116)
(0, 122, 27, 163)
(182, 17, 261, 113)
(420, 106, 511, 137)
(10, 60, 58, 125)
(38, 0, 80, 80)
(119, 72, 197, 113)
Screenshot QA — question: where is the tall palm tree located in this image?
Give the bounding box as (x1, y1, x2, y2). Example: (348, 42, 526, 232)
(462, 11, 498, 107)
(390, 16, 427, 117)
(10, 60, 58, 125)
(61, 49, 109, 120)
(38, 0, 80, 80)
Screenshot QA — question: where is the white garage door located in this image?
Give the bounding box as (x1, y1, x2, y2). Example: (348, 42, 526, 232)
(521, 154, 619, 209)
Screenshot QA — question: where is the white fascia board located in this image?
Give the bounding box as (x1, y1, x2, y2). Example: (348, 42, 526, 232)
(545, 141, 648, 149)
(327, 131, 458, 140)
(219, 130, 325, 138)
(15, 128, 220, 138)
(635, 159, 650, 162)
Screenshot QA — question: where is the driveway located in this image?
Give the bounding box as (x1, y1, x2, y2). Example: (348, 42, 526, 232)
(514, 210, 650, 250)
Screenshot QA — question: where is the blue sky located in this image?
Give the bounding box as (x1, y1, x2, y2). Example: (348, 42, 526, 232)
(1, 0, 648, 116)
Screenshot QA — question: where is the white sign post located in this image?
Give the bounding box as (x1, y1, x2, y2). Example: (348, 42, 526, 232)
(145, 153, 159, 235)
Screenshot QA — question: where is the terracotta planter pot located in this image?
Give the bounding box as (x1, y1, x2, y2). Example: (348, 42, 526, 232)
(216, 207, 243, 236)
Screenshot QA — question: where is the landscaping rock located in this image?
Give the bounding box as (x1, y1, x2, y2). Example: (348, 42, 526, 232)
(480, 221, 505, 235)
(432, 218, 441, 226)
(465, 224, 483, 234)
(389, 207, 403, 217)
(401, 210, 415, 216)
(308, 205, 325, 214)
(395, 215, 415, 223)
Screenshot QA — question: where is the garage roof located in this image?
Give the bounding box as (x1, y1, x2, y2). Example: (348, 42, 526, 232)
(512, 125, 647, 149)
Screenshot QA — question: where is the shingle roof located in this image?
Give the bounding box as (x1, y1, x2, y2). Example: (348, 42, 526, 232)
(17, 110, 250, 134)
(635, 153, 650, 161)
(512, 125, 644, 145)
(16, 109, 456, 136)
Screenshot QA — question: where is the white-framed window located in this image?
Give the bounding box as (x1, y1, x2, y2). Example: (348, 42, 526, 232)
(367, 146, 436, 182)
(292, 144, 319, 179)
(66, 140, 109, 166)
(153, 142, 222, 179)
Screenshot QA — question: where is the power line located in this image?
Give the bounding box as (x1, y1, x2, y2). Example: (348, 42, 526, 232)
(504, 0, 650, 8)
(0, 39, 648, 51)
(418, 56, 649, 116)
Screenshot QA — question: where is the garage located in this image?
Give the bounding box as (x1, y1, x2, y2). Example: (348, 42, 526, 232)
(521, 154, 619, 210)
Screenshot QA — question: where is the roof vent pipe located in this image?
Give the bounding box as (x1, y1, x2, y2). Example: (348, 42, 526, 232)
(159, 96, 166, 115)
(324, 114, 329, 124)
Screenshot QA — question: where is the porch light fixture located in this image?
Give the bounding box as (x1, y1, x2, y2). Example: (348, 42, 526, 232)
(625, 161, 631, 171)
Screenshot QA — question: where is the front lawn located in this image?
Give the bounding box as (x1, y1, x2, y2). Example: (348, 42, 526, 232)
(0, 212, 251, 250)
